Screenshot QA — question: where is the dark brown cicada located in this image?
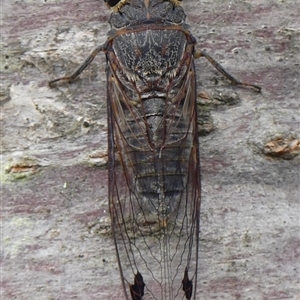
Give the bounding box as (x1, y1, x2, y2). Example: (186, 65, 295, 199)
(49, 1, 260, 299)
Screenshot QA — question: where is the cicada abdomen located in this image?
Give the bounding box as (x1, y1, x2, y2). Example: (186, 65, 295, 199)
(106, 1, 200, 299)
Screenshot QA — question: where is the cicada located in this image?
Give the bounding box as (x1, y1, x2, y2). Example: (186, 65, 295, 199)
(49, 1, 260, 299)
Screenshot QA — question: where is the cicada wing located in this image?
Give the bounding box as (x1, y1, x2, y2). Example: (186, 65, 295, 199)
(107, 44, 200, 300)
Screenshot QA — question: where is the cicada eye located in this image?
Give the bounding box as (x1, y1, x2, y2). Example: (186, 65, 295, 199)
(104, 0, 122, 8)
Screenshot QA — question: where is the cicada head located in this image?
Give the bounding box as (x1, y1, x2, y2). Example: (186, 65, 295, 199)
(104, 0, 183, 10)
(104, 0, 127, 10)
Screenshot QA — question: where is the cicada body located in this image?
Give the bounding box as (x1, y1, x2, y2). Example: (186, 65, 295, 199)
(105, 1, 200, 299)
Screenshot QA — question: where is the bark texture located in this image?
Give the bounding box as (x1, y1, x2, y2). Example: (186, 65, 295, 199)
(1, 0, 299, 299)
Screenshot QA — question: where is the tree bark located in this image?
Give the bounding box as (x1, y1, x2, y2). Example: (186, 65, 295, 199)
(1, 0, 299, 299)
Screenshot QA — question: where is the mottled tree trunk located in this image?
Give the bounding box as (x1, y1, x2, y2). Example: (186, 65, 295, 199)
(1, 1, 299, 299)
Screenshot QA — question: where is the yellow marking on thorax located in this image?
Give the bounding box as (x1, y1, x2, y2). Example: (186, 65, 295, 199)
(110, 0, 129, 12)
(170, 0, 182, 6)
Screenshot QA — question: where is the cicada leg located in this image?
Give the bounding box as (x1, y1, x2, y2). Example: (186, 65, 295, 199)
(194, 49, 261, 92)
(49, 43, 107, 87)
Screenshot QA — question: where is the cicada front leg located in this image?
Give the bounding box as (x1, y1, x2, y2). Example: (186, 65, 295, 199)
(195, 49, 261, 92)
(49, 43, 107, 87)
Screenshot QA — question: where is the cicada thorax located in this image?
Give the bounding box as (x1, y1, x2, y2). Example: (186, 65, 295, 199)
(107, 24, 200, 300)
